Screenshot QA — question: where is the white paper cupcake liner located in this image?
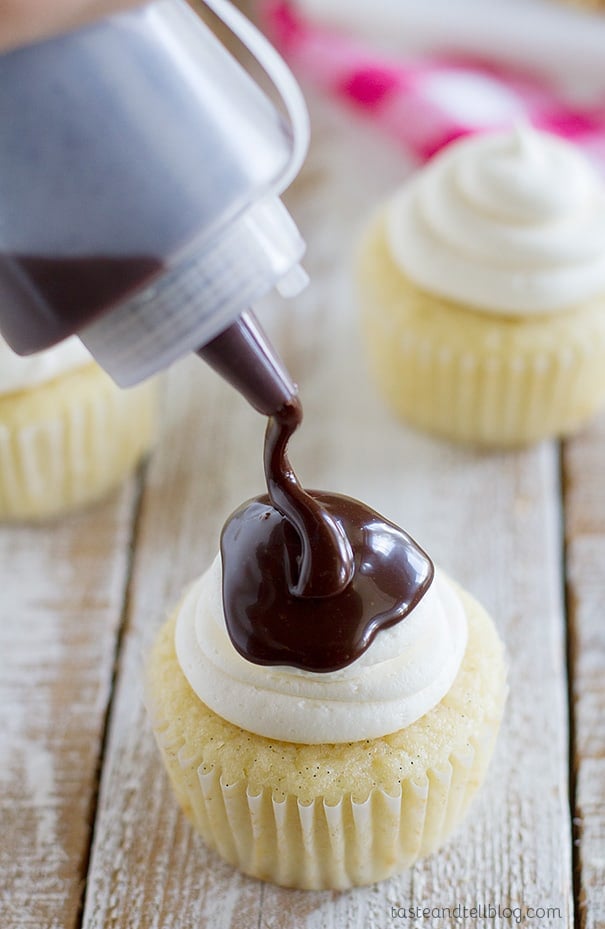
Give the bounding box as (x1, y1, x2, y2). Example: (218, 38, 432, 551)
(366, 311, 605, 447)
(358, 215, 605, 446)
(0, 369, 156, 521)
(149, 704, 501, 890)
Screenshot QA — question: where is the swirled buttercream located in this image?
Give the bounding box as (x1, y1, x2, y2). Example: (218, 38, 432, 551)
(0, 337, 91, 395)
(174, 555, 467, 743)
(387, 127, 605, 314)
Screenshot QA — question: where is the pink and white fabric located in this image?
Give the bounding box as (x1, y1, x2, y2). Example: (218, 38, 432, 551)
(259, 0, 605, 166)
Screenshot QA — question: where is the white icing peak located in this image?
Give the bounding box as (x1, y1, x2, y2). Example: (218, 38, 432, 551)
(175, 556, 467, 744)
(0, 337, 92, 395)
(387, 127, 605, 314)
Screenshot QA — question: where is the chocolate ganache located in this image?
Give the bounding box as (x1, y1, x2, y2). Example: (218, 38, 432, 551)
(220, 397, 435, 673)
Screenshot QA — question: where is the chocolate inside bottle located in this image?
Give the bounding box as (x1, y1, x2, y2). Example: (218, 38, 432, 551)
(221, 398, 435, 673)
(0, 254, 164, 352)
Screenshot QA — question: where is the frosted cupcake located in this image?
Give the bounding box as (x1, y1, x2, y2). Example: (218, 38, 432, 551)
(0, 337, 156, 521)
(146, 400, 507, 889)
(357, 127, 605, 446)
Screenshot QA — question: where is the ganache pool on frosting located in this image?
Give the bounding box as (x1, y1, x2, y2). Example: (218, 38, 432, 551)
(174, 397, 468, 744)
(220, 490, 435, 673)
(219, 397, 435, 675)
(174, 559, 468, 743)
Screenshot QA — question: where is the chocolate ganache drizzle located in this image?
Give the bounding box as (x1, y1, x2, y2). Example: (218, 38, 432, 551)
(220, 398, 435, 673)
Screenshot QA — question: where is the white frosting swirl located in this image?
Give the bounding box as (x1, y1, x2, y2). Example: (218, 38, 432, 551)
(387, 127, 605, 314)
(0, 337, 92, 395)
(174, 555, 467, 744)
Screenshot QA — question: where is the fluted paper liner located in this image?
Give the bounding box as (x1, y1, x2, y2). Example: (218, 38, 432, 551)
(146, 586, 507, 890)
(0, 364, 156, 521)
(148, 707, 500, 890)
(358, 215, 605, 447)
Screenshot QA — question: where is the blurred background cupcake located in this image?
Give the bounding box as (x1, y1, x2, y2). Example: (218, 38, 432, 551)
(255, 0, 605, 445)
(356, 126, 605, 446)
(0, 337, 157, 521)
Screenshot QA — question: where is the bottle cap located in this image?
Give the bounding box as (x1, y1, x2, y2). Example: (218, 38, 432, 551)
(81, 195, 308, 386)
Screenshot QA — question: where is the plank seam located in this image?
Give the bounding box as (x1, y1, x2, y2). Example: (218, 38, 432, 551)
(560, 439, 582, 929)
(74, 460, 150, 929)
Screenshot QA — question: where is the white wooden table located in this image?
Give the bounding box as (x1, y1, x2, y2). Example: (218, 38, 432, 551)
(1, 92, 603, 929)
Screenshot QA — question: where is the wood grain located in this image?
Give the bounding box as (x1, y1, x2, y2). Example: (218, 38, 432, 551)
(80, 95, 573, 927)
(0, 480, 141, 929)
(563, 413, 605, 929)
(80, 359, 267, 929)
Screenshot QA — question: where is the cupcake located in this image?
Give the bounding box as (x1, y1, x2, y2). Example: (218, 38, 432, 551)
(0, 337, 157, 521)
(356, 127, 605, 447)
(146, 401, 507, 889)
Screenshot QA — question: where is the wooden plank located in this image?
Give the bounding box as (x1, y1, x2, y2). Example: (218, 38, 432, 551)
(80, 358, 267, 929)
(563, 412, 605, 929)
(82, 94, 573, 927)
(0, 479, 141, 929)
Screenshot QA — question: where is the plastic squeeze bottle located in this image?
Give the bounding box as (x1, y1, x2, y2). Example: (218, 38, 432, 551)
(0, 0, 310, 414)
